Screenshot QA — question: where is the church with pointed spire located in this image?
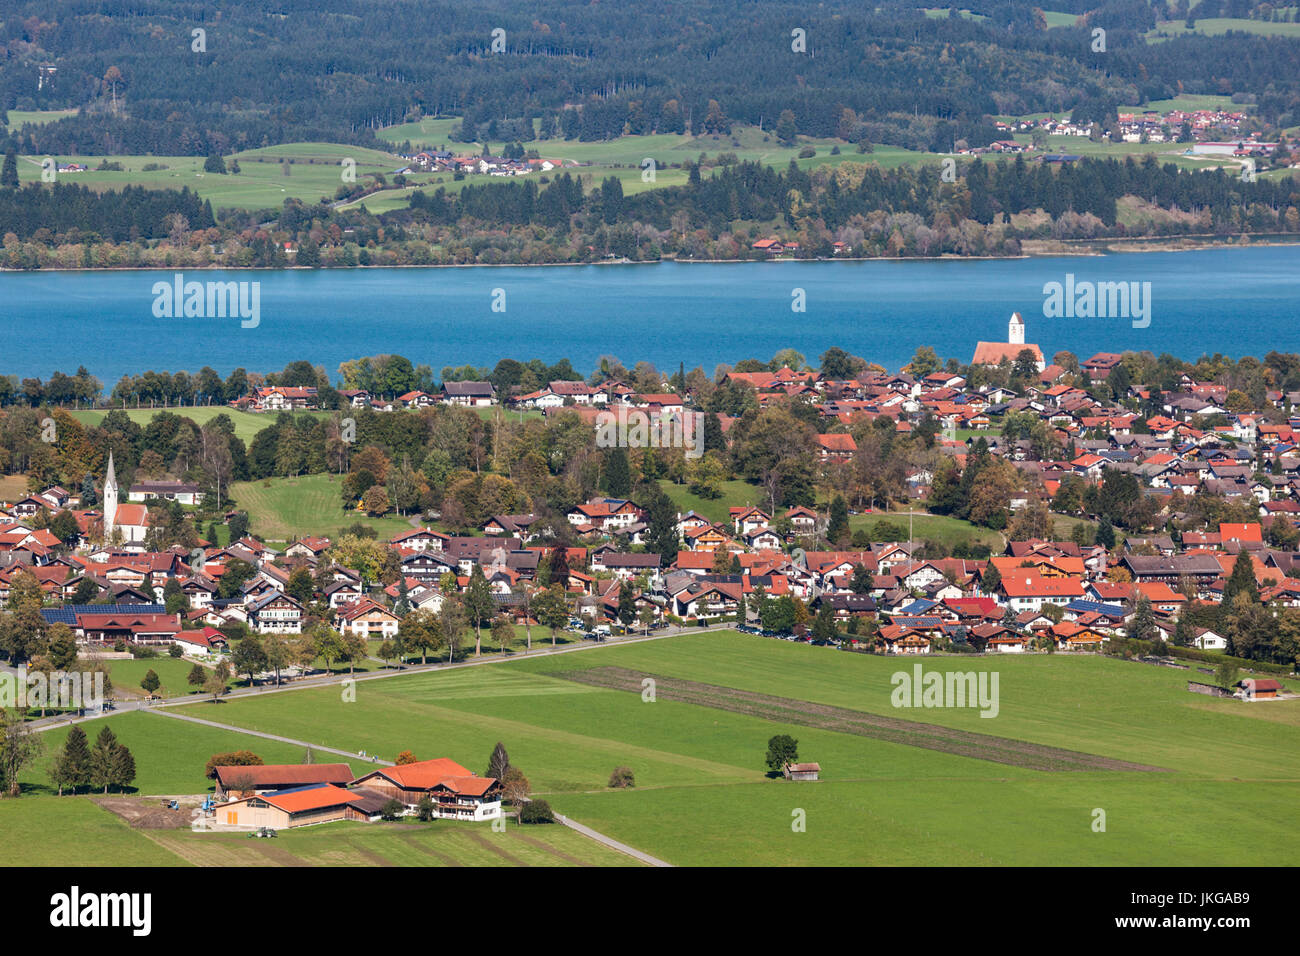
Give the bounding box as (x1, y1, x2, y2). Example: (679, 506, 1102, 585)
(970, 311, 1045, 372)
(103, 451, 119, 536)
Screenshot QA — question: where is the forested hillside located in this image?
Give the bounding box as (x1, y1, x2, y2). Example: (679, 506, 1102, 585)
(3, 0, 1300, 155)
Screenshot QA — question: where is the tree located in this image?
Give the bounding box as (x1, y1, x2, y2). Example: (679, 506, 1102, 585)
(0, 148, 18, 189)
(464, 565, 495, 657)
(617, 582, 637, 626)
(812, 601, 837, 642)
(416, 794, 435, 821)
(380, 798, 405, 821)
(490, 615, 515, 654)
(533, 586, 570, 648)
(205, 750, 262, 779)
(1224, 552, 1260, 607)
(396, 750, 418, 765)
(309, 624, 345, 674)
(765, 734, 798, 773)
(0, 708, 42, 796)
(850, 563, 874, 594)
(826, 494, 849, 545)
(339, 631, 367, 675)
(501, 766, 531, 806)
(486, 741, 511, 780)
(140, 669, 161, 695)
(1214, 659, 1239, 692)
(89, 725, 134, 794)
(437, 598, 468, 663)
(1128, 596, 1157, 643)
(399, 609, 440, 664)
(49, 724, 91, 795)
(520, 799, 555, 824)
(608, 766, 635, 788)
(231, 634, 267, 683)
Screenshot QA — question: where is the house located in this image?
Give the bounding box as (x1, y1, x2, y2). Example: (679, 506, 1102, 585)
(246, 592, 305, 634)
(350, 758, 503, 820)
(440, 381, 496, 406)
(173, 626, 228, 656)
(588, 551, 661, 580)
(998, 574, 1086, 613)
(1188, 626, 1228, 651)
(284, 536, 331, 561)
(127, 480, 205, 505)
(336, 598, 401, 639)
(783, 762, 821, 781)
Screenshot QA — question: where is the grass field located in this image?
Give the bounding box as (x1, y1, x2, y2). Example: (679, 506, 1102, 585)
(68, 406, 327, 447)
(102, 657, 222, 700)
(8, 710, 629, 866)
(851, 510, 1004, 551)
(230, 473, 416, 542)
(657, 477, 763, 523)
(152, 631, 1300, 866)
(1149, 17, 1300, 39)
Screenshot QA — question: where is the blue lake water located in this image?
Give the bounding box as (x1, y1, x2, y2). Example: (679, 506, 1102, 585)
(3, 246, 1299, 382)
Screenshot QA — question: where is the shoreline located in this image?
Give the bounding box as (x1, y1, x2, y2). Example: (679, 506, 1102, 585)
(2, 235, 1296, 274)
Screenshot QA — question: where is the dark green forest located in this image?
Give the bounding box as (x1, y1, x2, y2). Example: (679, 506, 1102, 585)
(2, 0, 1300, 157)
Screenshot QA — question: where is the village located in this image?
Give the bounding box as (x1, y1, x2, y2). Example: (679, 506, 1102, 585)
(0, 312, 1293, 714)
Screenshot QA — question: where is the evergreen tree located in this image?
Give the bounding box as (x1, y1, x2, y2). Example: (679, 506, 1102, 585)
(605, 447, 631, 497)
(1224, 552, 1260, 606)
(850, 563, 874, 594)
(1, 148, 17, 189)
(617, 581, 637, 625)
(89, 725, 120, 793)
(812, 601, 837, 642)
(1129, 596, 1157, 643)
(49, 724, 91, 795)
(826, 494, 849, 545)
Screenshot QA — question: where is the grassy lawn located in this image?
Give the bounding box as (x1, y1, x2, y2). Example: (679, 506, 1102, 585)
(26, 710, 369, 797)
(5, 109, 79, 128)
(230, 473, 415, 543)
(69, 407, 327, 447)
(0, 473, 29, 501)
(657, 477, 762, 524)
(1148, 17, 1300, 39)
(851, 509, 1004, 551)
(162, 631, 1299, 865)
(102, 657, 222, 700)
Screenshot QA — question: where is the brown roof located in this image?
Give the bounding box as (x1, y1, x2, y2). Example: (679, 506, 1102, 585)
(214, 763, 353, 788)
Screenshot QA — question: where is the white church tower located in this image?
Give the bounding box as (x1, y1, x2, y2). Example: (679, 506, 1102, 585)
(103, 451, 119, 536)
(1008, 311, 1025, 345)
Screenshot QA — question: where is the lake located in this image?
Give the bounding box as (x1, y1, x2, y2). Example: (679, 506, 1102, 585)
(4, 245, 1299, 382)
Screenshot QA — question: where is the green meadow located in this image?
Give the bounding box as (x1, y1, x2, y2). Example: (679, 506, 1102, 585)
(230, 472, 417, 543)
(150, 631, 1299, 865)
(68, 406, 326, 447)
(8, 711, 628, 866)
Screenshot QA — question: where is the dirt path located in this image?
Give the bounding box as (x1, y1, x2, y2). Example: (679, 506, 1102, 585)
(555, 667, 1168, 773)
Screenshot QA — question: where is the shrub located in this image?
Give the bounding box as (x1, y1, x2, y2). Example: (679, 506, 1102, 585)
(608, 766, 635, 788)
(380, 798, 405, 821)
(520, 799, 555, 824)
(416, 794, 435, 821)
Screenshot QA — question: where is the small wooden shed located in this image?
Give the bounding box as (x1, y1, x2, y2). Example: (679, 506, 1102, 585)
(783, 762, 821, 782)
